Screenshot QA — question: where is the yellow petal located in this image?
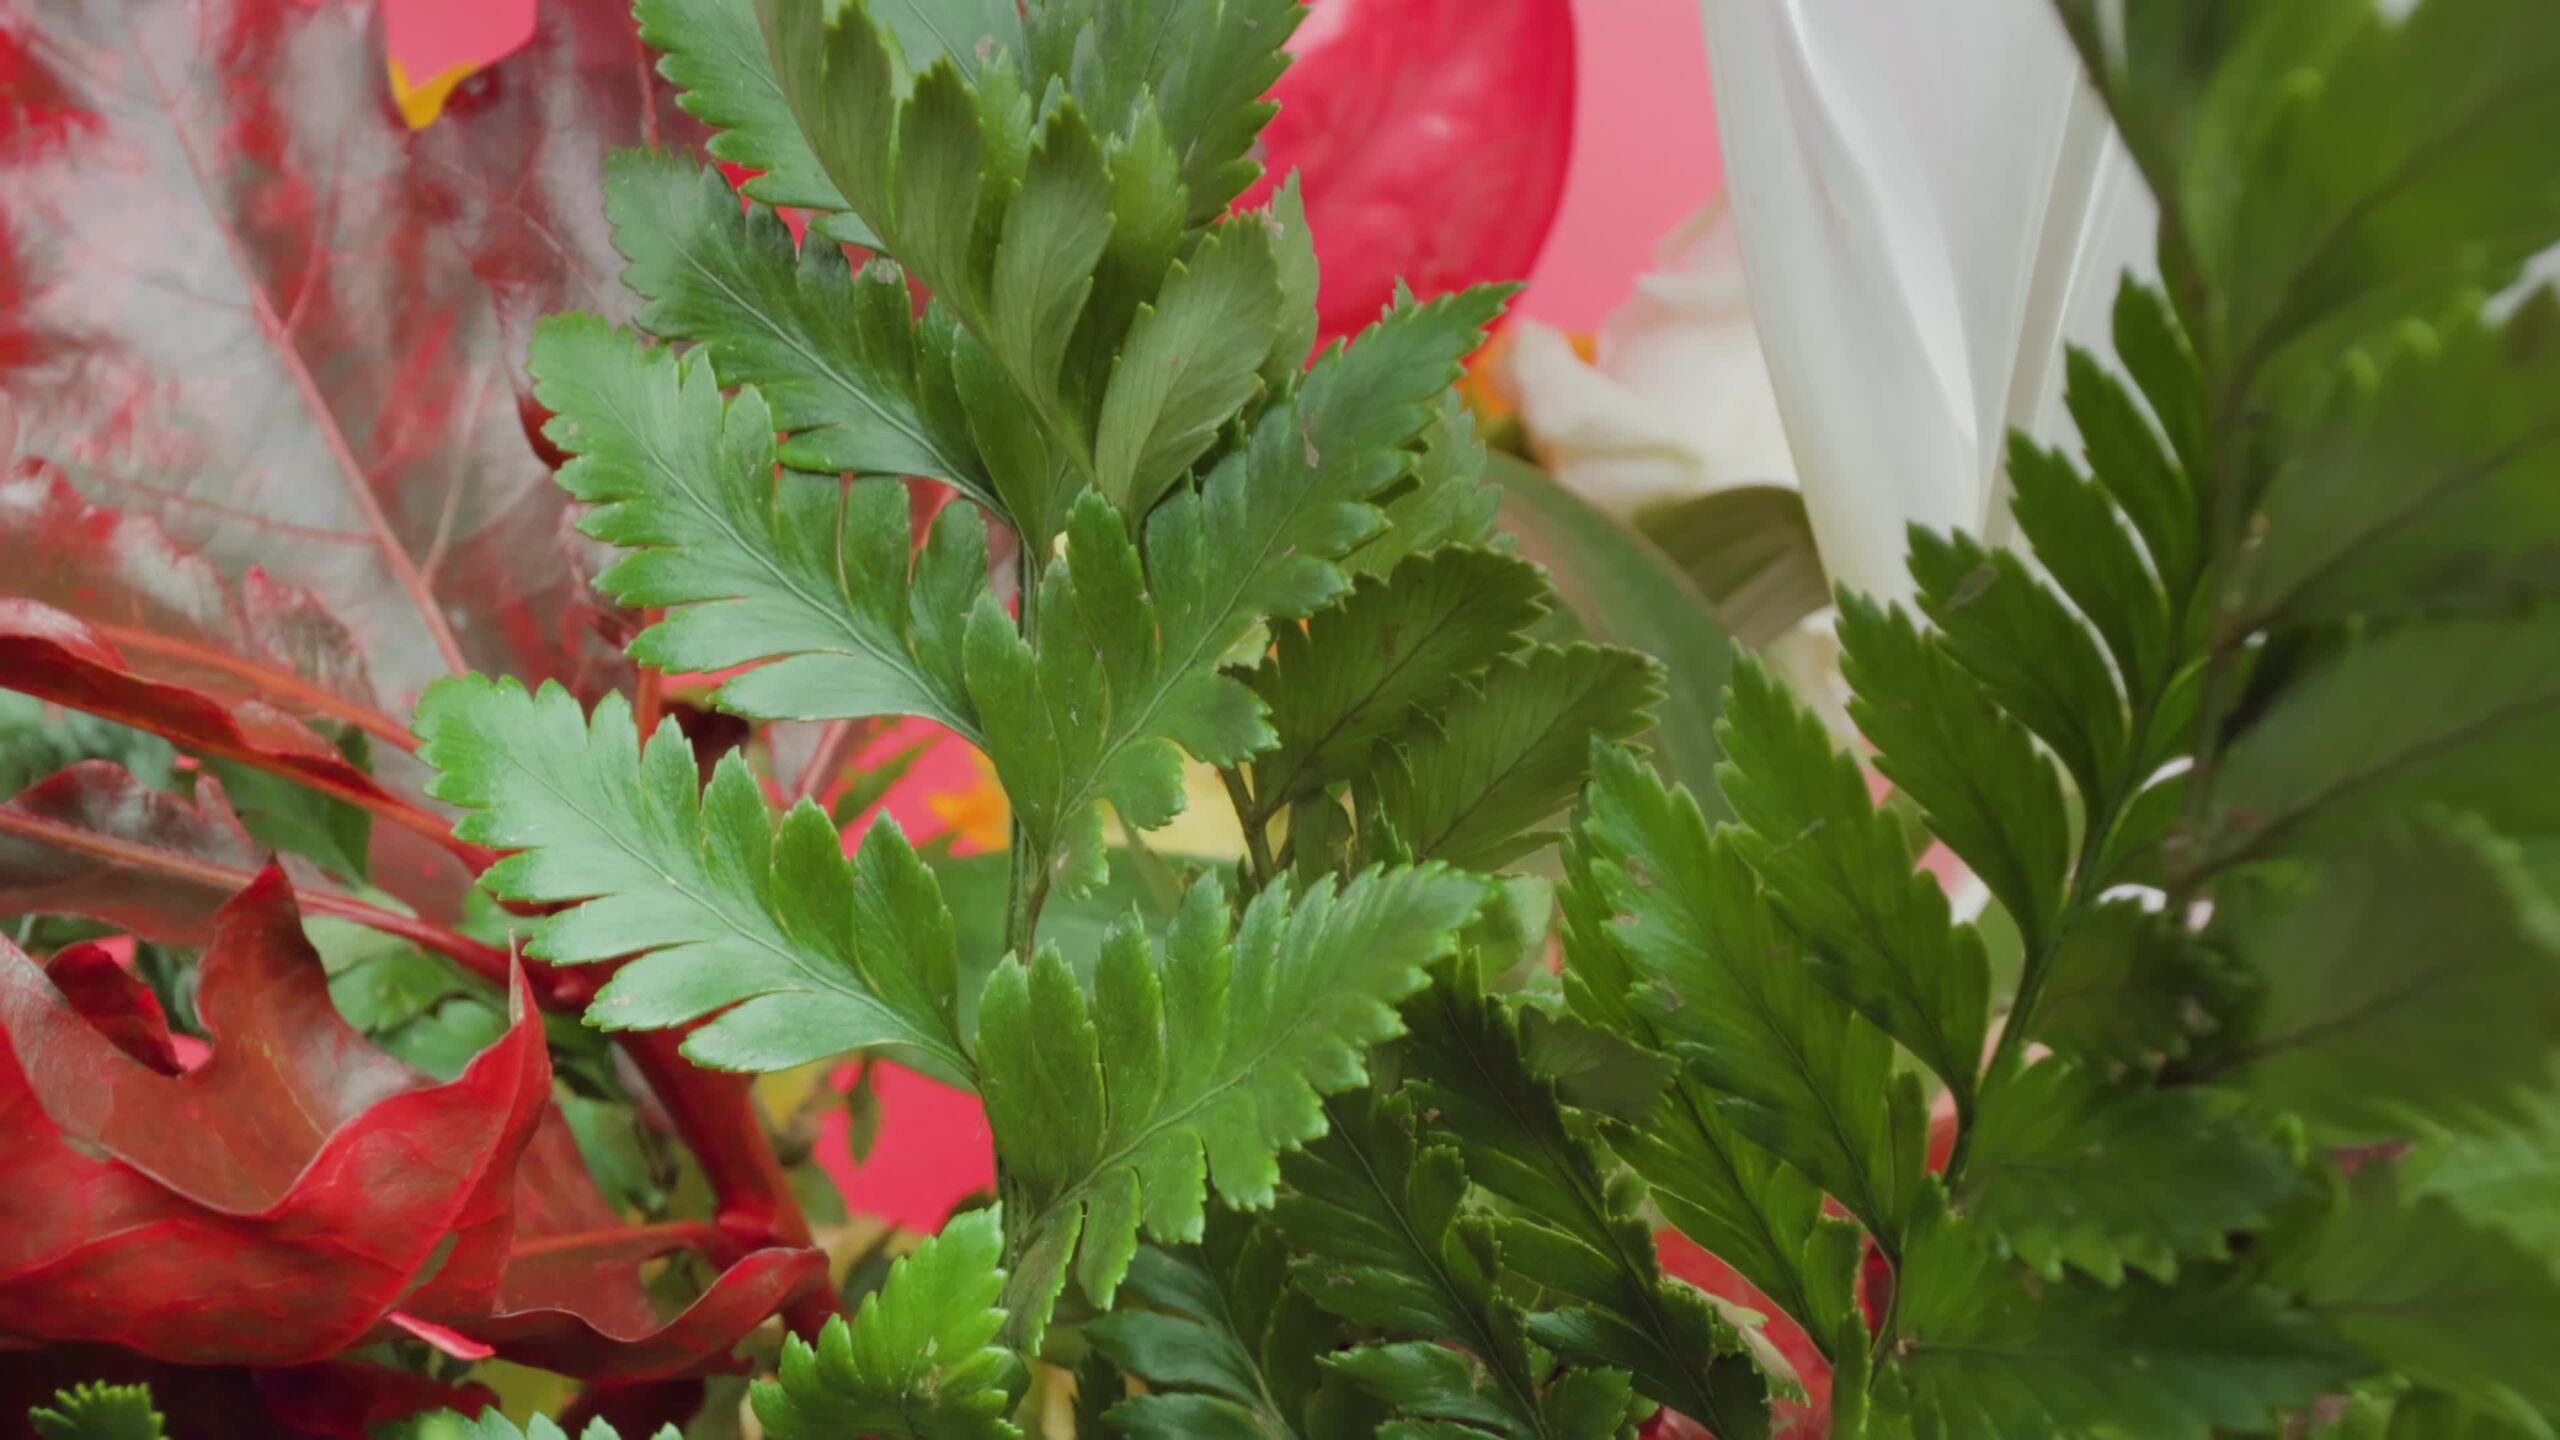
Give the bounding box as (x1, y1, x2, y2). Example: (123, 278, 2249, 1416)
(387, 57, 480, 131)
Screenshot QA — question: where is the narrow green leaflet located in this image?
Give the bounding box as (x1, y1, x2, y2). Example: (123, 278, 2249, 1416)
(1557, 790, 1825, 1342)
(2025, 899, 2238, 1069)
(2204, 610, 2560, 866)
(605, 150, 990, 502)
(529, 318, 987, 733)
(755, 1208, 1023, 1440)
(1088, 1216, 1371, 1440)
(1274, 1092, 1634, 1440)
(1352, 399, 1505, 582)
(2203, 815, 2560, 1138)
(1247, 547, 1550, 818)
(1402, 971, 1772, 1438)
(2421, 1081, 2560, 1266)
(1362, 644, 1661, 872)
(969, 290, 1507, 894)
(1875, 1194, 2357, 1440)
(977, 865, 1486, 1343)
(1837, 593, 2073, 959)
(1716, 656, 1991, 1118)
(1958, 1056, 2297, 1284)
(1575, 744, 1922, 1245)
(2268, 1169, 2560, 1437)
(636, 0, 874, 244)
(1094, 216, 1284, 514)
(871, 0, 1024, 79)
(414, 678, 977, 1088)
(28, 1386, 164, 1440)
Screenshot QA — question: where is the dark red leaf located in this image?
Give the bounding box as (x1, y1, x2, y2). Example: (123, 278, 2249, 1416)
(0, 869, 552, 1365)
(251, 1360, 499, 1440)
(558, 1378, 708, 1437)
(0, 601, 488, 866)
(1247, 0, 1576, 342)
(41, 942, 180, 1075)
(0, 1346, 491, 1440)
(0, 0, 653, 709)
(409, 1103, 825, 1380)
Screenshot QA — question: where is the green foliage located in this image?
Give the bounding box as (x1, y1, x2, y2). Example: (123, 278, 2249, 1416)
(981, 865, 1488, 1343)
(28, 1386, 164, 1440)
(755, 1208, 1023, 1440)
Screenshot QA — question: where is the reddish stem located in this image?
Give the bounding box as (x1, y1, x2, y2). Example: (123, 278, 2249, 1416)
(633, 610, 666, 738)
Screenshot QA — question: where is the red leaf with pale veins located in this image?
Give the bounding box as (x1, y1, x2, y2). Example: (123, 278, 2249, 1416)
(0, 868, 552, 1365)
(0, 0, 662, 709)
(409, 1104, 826, 1381)
(0, 599, 489, 864)
(0, 759, 278, 944)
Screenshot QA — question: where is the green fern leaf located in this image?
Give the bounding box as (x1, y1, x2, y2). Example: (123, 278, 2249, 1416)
(979, 865, 1486, 1344)
(1401, 969, 1773, 1436)
(1246, 546, 1549, 820)
(2025, 899, 2240, 1069)
(1361, 644, 1661, 872)
(636, 0, 874, 245)
(1716, 656, 1990, 1116)
(1573, 744, 1924, 1246)
(1875, 1192, 2357, 1440)
(1959, 1056, 2298, 1284)
(396, 1415, 674, 1440)
(528, 317, 988, 733)
(604, 150, 989, 504)
(28, 1385, 164, 1440)
(1093, 214, 1284, 515)
(1348, 397, 1505, 580)
(1275, 1091, 1635, 1440)
(752, 1208, 1020, 1440)
(968, 290, 1508, 894)
(414, 678, 975, 1086)
(2203, 815, 2560, 1137)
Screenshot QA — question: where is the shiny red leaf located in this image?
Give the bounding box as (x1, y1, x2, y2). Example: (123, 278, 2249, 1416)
(0, 0, 655, 710)
(1249, 0, 1576, 341)
(0, 869, 551, 1365)
(0, 759, 278, 945)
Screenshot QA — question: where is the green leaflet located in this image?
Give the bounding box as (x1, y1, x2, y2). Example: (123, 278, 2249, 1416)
(1716, 656, 1991, 1120)
(400, 1417, 673, 1440)
(1360, 643, 1662, 872)
(979, 865, 1486, 1345)
(2268, 1168, 2560, 1437)
(1874, 1192, 2358, 1440)
(1087, 1214, 1374, 1439)
(968, 290, 1508, 895)
(2203, 815, 2560, 1138)
(1574, 745, 1924, 1247)
(2202, 609, 2560, 868)
(1958, 1056, 2298, 1285)
(528, 317, 987, 735)
(1274, 1092, 1635, 1440)
(2422, 1080, 2560, 1267)
(1093, 214, 1284, 515)
(2024, 898, 2239, 1069)
(635, 0, 874, 245)
(28, 1386, 164, 1440)
(1401, 970, 1772, 1438)
(754, 1208, 1023, 1440)
(1555, 778, 1825, 1347)
(1019, 0, 1301, 225)
(1245, 546, 1551, 820)
(413, 678, 976, 1089)
(604, 150, 991, 505)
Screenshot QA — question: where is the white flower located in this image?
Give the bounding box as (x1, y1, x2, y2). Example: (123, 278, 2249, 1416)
(1508, 0, 2156, 608)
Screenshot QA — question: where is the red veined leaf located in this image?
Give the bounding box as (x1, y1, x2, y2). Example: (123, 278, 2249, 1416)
(1247, 0, 1576, 342)
(0, 868, 552, 1365)
(408, 1103, 827, 1380)
(0, 600, 493, 866)
(0, 0, 662, 710)
(40, 941, 181, 1075)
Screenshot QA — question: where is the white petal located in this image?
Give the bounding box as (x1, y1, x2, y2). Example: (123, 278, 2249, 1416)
(1697, 0, 2154, 600)
(1502, 207, 1795, 515)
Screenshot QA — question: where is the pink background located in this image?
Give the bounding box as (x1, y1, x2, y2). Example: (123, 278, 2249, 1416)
(386, 0, 1723, 333)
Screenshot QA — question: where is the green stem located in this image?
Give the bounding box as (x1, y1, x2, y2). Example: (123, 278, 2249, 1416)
(1219, 766, 1277, 891)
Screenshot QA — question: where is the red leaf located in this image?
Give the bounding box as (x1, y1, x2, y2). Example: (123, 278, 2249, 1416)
(0, 0, 654, 709)
(0, 869, 551, 1365)
(0, 1347, 493, 1440)
(0, 600, 488, 865)
(41, 942, 180, 1075)
(0, 759, 278, 944)
(1248, 0, 1576, 342)
(410, 1105, 826, 1381)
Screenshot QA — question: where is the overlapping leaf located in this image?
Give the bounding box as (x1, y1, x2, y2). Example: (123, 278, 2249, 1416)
(977, 865, 1485, 1343)
(530, 319, 989, 733)
(414, 677, 977, 1087)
